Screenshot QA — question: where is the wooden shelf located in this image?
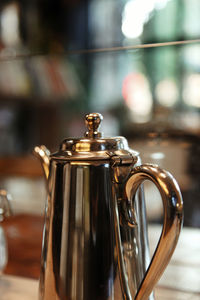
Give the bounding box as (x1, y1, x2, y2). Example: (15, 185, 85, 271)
(0, 156, 43, 177)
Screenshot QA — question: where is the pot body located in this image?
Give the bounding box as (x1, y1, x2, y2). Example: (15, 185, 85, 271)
(39, 157, 151, 300)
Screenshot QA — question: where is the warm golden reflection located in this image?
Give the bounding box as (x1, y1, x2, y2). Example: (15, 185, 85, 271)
(75, 142, 91, 152)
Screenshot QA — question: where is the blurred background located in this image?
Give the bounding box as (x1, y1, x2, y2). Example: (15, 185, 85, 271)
(0, 0, 199, 279)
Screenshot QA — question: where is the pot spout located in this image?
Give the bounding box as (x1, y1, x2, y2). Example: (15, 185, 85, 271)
(33, 145, 50, 181)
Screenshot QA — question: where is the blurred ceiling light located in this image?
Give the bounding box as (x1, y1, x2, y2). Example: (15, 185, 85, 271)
(183, 0, 200, 37)
(150, 152, 165, 160)
(183, 74, 200, 108)
(155, 79, 178, 107)
(1, 3, 21, 47)
(183, 45, 200, 67)
(121, 0, 171, 39)
(122, 73, 153, 123)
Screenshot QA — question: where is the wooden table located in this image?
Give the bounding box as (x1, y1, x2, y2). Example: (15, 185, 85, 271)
(149, 226, 200, 299)
(1, 225, 200, 299)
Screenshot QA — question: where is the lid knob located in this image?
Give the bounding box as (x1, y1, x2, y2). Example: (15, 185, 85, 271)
(85, 113, 103, 138)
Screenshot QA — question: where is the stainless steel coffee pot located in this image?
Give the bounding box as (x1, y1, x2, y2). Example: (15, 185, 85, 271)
(35, 113, 183, 300)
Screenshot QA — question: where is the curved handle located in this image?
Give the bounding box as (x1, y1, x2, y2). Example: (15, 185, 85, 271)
(120, 164, 183, 300)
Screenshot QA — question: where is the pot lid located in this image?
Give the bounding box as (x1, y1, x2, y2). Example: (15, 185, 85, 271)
(51, 113, 138, 161)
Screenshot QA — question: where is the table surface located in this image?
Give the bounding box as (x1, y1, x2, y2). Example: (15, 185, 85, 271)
(1, 225, 200, 300)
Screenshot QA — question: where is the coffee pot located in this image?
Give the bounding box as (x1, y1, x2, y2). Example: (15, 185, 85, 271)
(34, 113, 183, 300)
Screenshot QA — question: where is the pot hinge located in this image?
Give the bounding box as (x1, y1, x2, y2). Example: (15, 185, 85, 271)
(109, 153, 138, 228)
(109, 153, 138, 184)
(110, 153, 137, 167)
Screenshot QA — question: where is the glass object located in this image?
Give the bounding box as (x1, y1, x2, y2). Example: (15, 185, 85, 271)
(0, 190, 12, 221)
(0, 226, 7, 274)
(0, 190, 12, 274)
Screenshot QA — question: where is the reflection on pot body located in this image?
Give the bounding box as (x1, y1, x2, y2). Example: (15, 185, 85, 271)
(39, 161, 151, 299)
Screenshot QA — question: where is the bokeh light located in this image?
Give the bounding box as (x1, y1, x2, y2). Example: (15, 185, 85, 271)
(122, 72, 153, 122)
(183, 74, 200, 108)
(155, 78, 178, 107)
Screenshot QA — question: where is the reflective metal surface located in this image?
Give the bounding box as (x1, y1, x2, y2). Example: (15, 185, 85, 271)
(36, 113, 183, 300)
(39, 161, 123, 300)
(54, 113, 137, 161)
(117, 164, 183, 300)
(85, 112, 103, 138)
(34, 145, 50, 180)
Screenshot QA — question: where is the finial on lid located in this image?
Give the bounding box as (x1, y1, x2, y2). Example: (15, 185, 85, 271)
(85, 113, 103, 138)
